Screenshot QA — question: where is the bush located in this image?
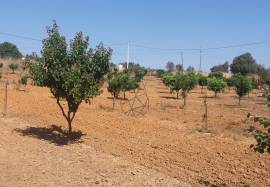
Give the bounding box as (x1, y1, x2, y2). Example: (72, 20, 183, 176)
(248, 115, 270, 154)
(18, 75, 28, 85)
(9, 63, 19, 73)
(233, 74, 252, 105)
(208, 71, 224, 79)
(207, 78, 227, 97)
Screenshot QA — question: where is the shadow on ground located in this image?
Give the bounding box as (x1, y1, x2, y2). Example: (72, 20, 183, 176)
(14, 125, 85, 146)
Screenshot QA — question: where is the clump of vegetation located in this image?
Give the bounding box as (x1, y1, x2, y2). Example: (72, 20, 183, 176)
(230, 52, 258, 75)
(233, 74, 252, 105)
(0, 42, 22, 58)
(210, 61, 229, 73)
(198, 74, 208, 93)
(208, 71, 224, 80)
(18, 75, 28, 86)
(29, 22, 112, 134)
(247, 114, 270, 154)
(177, 73, 198, 107)
(207, 77, 227, 97)
(9, 63, 19, 74)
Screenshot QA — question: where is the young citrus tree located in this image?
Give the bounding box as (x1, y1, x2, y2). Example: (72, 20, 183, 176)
(9, 63, 19, 74)
(178, 73, 198, 107)
(198, 74, 208, 93)
(234, 74, 252, 105)
(207, 77, 227, 97)
(107, 73, 122, 108)
(29, 22, 112, 134)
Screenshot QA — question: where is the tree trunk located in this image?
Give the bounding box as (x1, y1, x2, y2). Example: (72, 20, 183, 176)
(67, 119, 72, 134)
(215, 92, 217, 97)
(201, 86, 203, 94)
(176, 92, 179, 99)
(123, 91, 126, 99)
(113, 97, 115, 110)
(238, 97, 241, 105)
(183, 96, 186, 107)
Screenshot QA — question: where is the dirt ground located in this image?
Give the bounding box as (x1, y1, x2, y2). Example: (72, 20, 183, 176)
(0, 75, 269, 186)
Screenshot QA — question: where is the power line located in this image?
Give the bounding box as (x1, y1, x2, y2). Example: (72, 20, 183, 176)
(203, 40, 270, 50)
(131, 43, 200, 51)
(0, 31, 42, 42)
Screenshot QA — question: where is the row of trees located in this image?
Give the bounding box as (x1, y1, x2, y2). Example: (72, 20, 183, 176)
(161, 71, 254, 106)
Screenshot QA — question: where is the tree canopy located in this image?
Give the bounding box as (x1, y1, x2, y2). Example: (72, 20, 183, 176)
(166, 61, 175, 72)
(29, 22, 112, 134)
(0, 42, 22, 58)
(210, 61, 229, 73)
(230, 53, 258, 75)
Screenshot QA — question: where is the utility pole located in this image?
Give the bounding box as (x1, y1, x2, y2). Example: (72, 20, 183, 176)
(127, 42, 130, 69)
(199, 47, 202, 72)
(181, 52, 184, 73)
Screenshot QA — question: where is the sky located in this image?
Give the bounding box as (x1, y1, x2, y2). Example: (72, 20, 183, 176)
(0, 0, 270, 71)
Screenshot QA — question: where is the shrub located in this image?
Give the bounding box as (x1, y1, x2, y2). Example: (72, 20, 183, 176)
(9, 63, 19, 73)
(208, 71, 224, 79)
(233, 74, 252, 105)
(29, 22, 111, 134)
(18, 75, 28, 85)
(207, 78, 227, 97)
(248, 114, 270, 154)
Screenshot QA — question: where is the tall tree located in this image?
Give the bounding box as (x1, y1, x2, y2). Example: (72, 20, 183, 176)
(29, 22, 111, 134)
(230, 53, 258, 75)
(0, 42, 22, 58)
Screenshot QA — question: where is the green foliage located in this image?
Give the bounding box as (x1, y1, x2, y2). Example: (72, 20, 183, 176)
(156, 69, 165, 77)
(9, 63, 19, 73)
(248, 115, 270, 154)
(161, 73, 174, 91)
(198, 74, 208, 92)
(207, 78, 227, 97)
(0, 42, 22, 58)
(178, 73, 198, 106)
(210, 61, 229, 72)
(166, 61, 175, 72)
(233, 74, 252, 105)
(250, 76, 258, 89)
(208, 71, 224, 79)
(18, 75, 28, 85)
(29, 22, 111, 134)
(135, 68, 147, 82)
(226, 77, 236, 88)
(230, 53, 258, 75)
(107, 73, 122, 99)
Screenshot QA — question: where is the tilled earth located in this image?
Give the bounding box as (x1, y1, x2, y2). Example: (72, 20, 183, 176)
(0, 75, 269, 186)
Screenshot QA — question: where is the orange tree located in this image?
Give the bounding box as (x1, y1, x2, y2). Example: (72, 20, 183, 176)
(29, 22, 112, 134)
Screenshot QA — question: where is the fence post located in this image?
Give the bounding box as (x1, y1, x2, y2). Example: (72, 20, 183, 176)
(2, 79, 8, 116)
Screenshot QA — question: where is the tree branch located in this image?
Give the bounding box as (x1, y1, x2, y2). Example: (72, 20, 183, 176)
(56, 98, 68, 121)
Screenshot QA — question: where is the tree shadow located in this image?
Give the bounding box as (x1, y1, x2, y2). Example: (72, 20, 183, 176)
(14, 125, 85, 146)
(160, 96, 177, 100)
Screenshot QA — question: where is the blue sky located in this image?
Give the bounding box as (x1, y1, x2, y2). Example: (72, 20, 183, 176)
(0, 0, 269, 71)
